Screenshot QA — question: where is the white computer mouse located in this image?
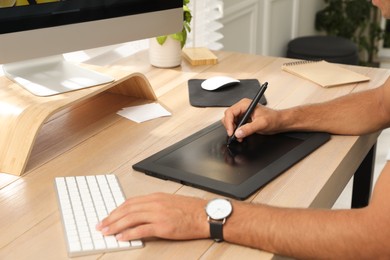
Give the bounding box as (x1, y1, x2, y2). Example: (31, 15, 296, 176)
(201, 76, 240, 91)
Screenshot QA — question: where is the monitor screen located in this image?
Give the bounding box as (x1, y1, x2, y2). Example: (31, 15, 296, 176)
(0, 1, 182, 35)
(0, 0, 182, 96)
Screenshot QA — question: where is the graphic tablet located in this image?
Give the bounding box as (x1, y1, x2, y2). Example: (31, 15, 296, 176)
(133, 121, 330, 200)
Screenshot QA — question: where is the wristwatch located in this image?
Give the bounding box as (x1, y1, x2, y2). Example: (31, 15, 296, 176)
(205, 198, 233, 242)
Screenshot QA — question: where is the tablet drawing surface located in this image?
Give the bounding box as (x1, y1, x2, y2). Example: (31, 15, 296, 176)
(133, 121, 330, 200)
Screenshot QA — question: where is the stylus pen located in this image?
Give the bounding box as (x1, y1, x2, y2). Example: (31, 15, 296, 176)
(227, 82, 268, 146)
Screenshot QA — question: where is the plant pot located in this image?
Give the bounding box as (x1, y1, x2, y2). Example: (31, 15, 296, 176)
(149, 37, 182, 68)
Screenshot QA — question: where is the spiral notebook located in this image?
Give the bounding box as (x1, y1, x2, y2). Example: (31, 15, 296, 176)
(282, 60, 370, 88)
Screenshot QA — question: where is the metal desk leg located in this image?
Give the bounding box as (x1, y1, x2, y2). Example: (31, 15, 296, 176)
(351, 143, 376, 208)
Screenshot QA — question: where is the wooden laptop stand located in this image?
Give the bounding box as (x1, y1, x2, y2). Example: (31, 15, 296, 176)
(0, 68, 157, 176)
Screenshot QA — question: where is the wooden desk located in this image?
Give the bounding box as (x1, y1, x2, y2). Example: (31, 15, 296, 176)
(0, 51, 389, 259)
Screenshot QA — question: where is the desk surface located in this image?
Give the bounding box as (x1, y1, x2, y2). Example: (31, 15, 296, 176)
(1, 50, 389, 259)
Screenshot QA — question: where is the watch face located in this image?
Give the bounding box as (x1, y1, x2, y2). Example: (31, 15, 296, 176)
(206, 198, 232, 220)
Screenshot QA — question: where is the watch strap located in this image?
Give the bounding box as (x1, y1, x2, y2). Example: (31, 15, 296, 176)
(209, 217, 224, 242)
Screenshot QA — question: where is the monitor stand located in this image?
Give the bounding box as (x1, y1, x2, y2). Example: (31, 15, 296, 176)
(2, 55, 114, 97)
(0, 68, 157, 176)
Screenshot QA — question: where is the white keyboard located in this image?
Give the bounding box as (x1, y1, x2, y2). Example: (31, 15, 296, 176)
(54, 175, 143, 257)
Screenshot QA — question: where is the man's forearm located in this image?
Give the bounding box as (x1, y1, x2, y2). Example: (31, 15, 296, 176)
(224, 202, 383, 259)
(278, 88, 389, 135)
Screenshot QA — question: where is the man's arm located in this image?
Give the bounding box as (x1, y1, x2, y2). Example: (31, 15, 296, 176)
(97, 163, 390, 259)
(223, 162, 390, 259)
(222, 77, 390, 138)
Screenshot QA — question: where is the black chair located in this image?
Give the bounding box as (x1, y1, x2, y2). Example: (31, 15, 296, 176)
(286, 35, 359, 65)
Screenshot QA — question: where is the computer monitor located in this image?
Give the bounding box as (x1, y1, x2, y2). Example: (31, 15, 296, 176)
(0, 0, 182, 96)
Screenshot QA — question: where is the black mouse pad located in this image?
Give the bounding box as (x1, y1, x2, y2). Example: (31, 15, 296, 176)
(188, 79, 267, 107)
(133, 121, 330, 200)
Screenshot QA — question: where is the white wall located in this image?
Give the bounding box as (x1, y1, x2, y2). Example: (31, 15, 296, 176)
(220, 0, 325, 57)
(297, 0, 326, 37)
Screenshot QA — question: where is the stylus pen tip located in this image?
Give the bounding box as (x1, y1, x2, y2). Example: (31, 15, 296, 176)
(226, 136, 235, 146)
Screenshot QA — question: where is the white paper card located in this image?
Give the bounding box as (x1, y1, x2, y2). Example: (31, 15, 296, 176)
(117, 103, 171, 123)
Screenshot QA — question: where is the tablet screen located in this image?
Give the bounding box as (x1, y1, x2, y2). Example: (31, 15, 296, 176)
(155, 125, 303, 185)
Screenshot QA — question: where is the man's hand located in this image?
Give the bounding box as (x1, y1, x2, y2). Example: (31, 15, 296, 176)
(96, 193, 209, 241)
(222, 98, 281, 141)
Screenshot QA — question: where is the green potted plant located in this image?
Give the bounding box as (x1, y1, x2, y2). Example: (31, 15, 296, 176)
(315, 0, 386, 66)
(149, 0, 192, 68)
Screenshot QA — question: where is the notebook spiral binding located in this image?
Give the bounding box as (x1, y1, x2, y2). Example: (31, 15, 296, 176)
(283, 59, 322, 67)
